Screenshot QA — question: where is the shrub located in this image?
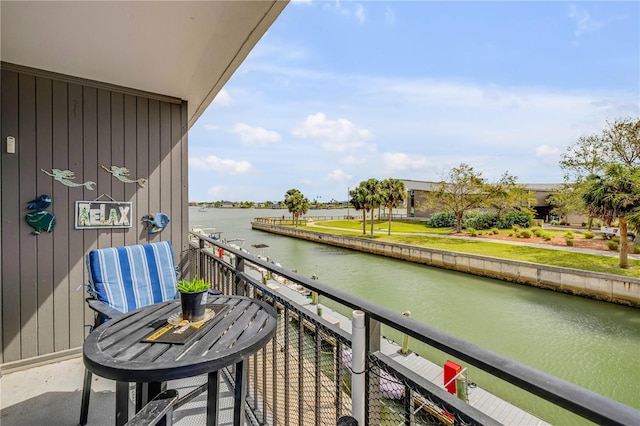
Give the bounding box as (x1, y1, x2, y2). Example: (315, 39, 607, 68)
(508, 232, 513, 237)
(462, 210, 497, 230)
(550, 220, 560, 226)
(541, 232, 553, 241)
(497, 210, 534, 229)
(564, 231, 575, 239)
(427, 211, 456, 228)
(566, 238, 574, 246)
(583, 231, 594, 239)
(467, 227, 478, 237)
(607, 241, 619, 251)
(612, 236, 620, 243)
(519, 230, 532, 238)
(490, 228, 499, 235)
(634, 246, 640, 254)
(531, 227, 543, 237)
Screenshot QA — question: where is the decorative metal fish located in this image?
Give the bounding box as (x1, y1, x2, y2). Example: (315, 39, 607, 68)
(102, 165, 147, 187)
(41, 168, 96, 190)
(26, 210, 56, 235)
(141, 212, 170, 234)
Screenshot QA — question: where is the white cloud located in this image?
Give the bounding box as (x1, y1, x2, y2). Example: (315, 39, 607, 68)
(355, 4, 366, 24)
(203, 124, 219, 131)
(189, 156, 254, 175)
(385, 6, 395, 25)
(232, 123, 281, 146)
(536, 145, 562, 165)
(212, 89, 233, 106)
(321, 0, 366, 22)
(292, 112, 373, 153)
(325, 169, 352, 182)
(568, 5, 602, 38)
(382, 153, 432, 173)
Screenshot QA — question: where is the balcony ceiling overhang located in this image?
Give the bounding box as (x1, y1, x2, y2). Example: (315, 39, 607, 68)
(1, 1, 288, 128)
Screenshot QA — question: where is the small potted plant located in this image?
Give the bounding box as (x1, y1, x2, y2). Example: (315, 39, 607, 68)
(177, 277, 210, 322)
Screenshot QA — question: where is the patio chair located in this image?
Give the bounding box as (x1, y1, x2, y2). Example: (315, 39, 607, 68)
(79, 240, 209, 425)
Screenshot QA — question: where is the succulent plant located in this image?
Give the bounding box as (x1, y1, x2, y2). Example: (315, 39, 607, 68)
(176, 277, 210, 293)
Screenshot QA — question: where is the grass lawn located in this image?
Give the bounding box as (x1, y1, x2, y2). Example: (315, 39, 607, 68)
(309, 220, 640, 277)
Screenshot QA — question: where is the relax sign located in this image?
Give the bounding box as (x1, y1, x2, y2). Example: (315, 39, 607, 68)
(75, 201, 132, 229)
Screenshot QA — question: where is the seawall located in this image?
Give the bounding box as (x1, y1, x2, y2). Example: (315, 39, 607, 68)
(251, 222, 640, 308)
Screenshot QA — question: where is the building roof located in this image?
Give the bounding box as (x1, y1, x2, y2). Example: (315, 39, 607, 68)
(1, 1, 288, 128)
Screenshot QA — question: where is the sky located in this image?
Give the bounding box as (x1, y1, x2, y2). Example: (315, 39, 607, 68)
(188, 0, 639, 203)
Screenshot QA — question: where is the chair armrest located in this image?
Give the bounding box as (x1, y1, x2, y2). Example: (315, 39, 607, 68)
(125, 389, 179, 426)
(86, 298, 124, 321)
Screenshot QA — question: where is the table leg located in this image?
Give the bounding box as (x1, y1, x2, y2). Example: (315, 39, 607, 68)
(233, 360, 247, 426)
(115, 381, 129, 426)
(206, 370, 219, 426)
(136, 382, 163, 411)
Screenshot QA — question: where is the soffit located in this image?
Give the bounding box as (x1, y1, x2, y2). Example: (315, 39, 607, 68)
(1, 1, 288, 128)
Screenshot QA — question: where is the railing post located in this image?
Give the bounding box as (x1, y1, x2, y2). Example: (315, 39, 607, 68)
(351, 310, 366, 425)
(198, 238, 205, 281)
(365, 313, 381, 426)
(234, 257, 245, 296)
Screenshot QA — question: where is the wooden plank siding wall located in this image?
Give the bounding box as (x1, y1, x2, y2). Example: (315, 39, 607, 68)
(0, 63, 189, 363)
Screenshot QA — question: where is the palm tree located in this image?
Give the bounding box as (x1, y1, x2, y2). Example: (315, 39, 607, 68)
(582, 164, 640, 268)
(350, 185, 369, 235)
(380, 178, 406, 235)
(363, 178, 382, 238)
(284, 189, 309, 226)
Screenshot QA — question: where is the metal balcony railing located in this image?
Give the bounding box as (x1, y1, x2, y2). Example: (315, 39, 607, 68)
(187, 233, 638, 426)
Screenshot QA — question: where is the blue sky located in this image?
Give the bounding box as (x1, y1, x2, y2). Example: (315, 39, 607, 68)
(188, 1, 639, 203)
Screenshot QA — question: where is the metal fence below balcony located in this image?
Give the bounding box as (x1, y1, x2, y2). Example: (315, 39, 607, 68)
(187, 233, 639, 426)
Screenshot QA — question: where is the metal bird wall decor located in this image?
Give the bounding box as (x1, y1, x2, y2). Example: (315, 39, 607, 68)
(102, 165, 147, 187)
(25, 194, 56, 235)
(41, 168, 96, 190)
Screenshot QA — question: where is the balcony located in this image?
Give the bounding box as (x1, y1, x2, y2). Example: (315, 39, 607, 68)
(2, 233, 638, 425)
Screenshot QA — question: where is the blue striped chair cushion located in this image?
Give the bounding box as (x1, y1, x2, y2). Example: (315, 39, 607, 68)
(87, 241, 178, 313)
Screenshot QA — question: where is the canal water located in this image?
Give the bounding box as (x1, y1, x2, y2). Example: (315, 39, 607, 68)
(190, 207, 640, 424)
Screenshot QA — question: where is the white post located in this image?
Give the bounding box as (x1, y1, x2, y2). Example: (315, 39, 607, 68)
(352, 310, 366, 425)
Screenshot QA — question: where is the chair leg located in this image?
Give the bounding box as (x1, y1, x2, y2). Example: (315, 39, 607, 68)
(80, 368, 92, 425)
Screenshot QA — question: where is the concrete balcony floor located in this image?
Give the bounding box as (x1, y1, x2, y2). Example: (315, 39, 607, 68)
(1, 355, 241, 425)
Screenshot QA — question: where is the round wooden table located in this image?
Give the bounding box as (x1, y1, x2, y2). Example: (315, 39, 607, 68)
(83, 295, 277, 426)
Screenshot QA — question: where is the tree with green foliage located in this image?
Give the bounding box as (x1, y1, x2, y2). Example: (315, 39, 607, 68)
(430, 163, 489, 233)
(284, 189, 310, 226)
(362, 178, 383, 237)
(380, 178, 406, 235)
(582, 164, 640, 268)
(559, 117, 640, 229)
(350, 185, 369, 235)
(487, 172, 535, 223)
(546, 184, 592, 227)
